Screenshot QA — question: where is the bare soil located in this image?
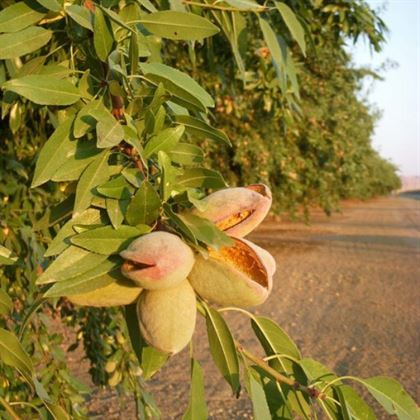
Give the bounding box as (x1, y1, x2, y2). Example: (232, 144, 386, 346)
(75, 195, 420, 419)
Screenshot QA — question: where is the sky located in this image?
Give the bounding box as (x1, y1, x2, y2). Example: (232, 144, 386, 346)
(348, 0, 420, 176)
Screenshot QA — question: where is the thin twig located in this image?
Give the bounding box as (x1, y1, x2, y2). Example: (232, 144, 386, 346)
(238, 345, 326, 400)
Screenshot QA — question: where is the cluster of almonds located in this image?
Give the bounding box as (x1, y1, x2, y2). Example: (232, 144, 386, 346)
(68, 184, 276, 354)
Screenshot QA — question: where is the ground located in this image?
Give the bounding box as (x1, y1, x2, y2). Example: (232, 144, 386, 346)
(78, 194, 420, 418)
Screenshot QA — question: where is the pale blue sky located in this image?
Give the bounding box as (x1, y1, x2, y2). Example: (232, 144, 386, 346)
(349, 0, 419, 176)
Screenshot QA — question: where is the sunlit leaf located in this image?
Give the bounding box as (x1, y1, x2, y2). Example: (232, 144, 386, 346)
(183, 359, 208, 420)
(71, 225, 149, 255)
(140, 11, 219, 41)
(2, 75, 80, 105)
(203, 302, 240, 395)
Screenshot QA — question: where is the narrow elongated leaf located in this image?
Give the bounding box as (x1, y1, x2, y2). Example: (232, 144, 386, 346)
(225, 0, 264, 10)
(159, 151, 180, 200)
(97, 176, 132, 199)
(32, 117, 75, 187)
(0, 245, 17, 265)
(144, 125, 185, 158)
(0, 328, 33, 380)
(204, 303, 240, 395)
(275, 2, 306, 55)
(169, 143, 204, 165)
(74, 151, 110, 215)
(71, 225, 148, 255)
(361, 376, 419, 420)
(0, 289, 12, 315)
(94, 8, 114, 62)
(258, 18, 286, 92)
(126, 181, 161, 226)
(336, 385, 375, 420)
(44, 208, 104, 257)
(141, 63, 214, 109)
(140, 11, 219, 41)
(251, 316, 301, 361)
(66, 5, 93, 31)
(0, 3, 45, 33)
(183, 359, 208, 420)
(44, 263, 123, 298)
(106, 198, 128, 229)
(51, 140, 101, 182)
(174, 115, 230, 145)
(176, 213, 233, 249)
(37, 246, 108, 285)
(177, 168, 226, 189)
(36, 0, 62, 12)
(96, 111, 125, 148)
(246, 367, 272, 419)
(73, 99, 103, 138)
(0, 26, 52, 59)
(2, 75, 80, 105)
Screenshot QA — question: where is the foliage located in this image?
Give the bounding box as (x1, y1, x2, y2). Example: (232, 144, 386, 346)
(0, 1, 413, 420)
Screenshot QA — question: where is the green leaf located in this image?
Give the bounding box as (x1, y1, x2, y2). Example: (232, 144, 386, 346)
(36, 0, 62, 12)
(251, 316, 301, 362)
(122, 167, 144, 188)
(176, 213, 233, 249)
(0, 328, 33, 381)
(164, 204, 197, 245)
(203, 302, 240, 395)
(183, 359, 208, 420)
(140, 11, 219, 41)
(224, 0, 264, 10)
(32, 117, 75, 188)
(44, 208, 104, 257)
(141, 63, 214, 110)
(246, 367, 272, 420)
(37, 246, 108, 285)
(71, 225, 148, 255)
(0, 289, 12, 316)
(144, 125, 185, 158)
(98, 5, 134, 34)
(335, 385, 375, 420)
(168, 143, 204, 165)
(158, 151, 179, 201)
(66, 5, 93, 31)
(51, 140, 101, 182)
(361, 376, 419, 420)
(129, 32, 140, 74)
(106, 198, 128, 229)
(298, 358, 336, 384)
(0, 26, 52, 59)
(97, 176, 132, 199)
(74, 151, 110, 215)
(0, 245, 17, 265)
(0, 3, 45, 33)
(258, 18, 286, 93)
(126, 180, 161, 226)
(44, 263, 123, 298)
(96, 110, 125, 148)
(2, 75, 80, 105)
(177, 168, 227, 189)
(174, 115, 230, 146)
(73, 99, 104, 138)
(94, 8, 114, 62)
(275, 2, 306, 55)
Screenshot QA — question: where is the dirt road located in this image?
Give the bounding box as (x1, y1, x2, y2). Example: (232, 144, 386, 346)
(87, 195, 420, 418)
